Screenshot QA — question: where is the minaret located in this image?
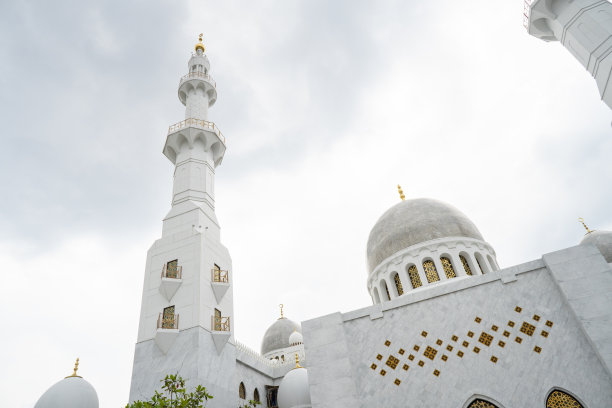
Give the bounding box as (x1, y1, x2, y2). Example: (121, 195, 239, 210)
(129, 35, 236, 406)
(525, 0, 612, 109)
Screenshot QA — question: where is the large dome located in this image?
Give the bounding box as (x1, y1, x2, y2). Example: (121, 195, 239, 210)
(34, 376, 99, 408)
(366, 198, 484, 273)
(580, 230, 612, 263)
(261, 317, 301, 356)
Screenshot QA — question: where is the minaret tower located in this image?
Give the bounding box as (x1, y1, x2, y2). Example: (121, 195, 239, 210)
(525, 0, 612, 109)
(129, 35, 237, 406)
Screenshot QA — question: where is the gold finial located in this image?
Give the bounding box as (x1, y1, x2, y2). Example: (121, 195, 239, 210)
(295, 353, 302, 368)
(397, 185, 405, 201)
(578, 217, 593, 234)
(195, 33, 205, 53)
(279, 304, 284, 319)
(65, 358, 81, 378)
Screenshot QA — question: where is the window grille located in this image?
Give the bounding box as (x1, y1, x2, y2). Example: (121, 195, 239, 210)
(460, 255, 472, 275)
(408, 265, 422, 288)
(393, 273, 404, 295)
(239, 382, 246, 399)
(546, 390, 583, 408)
(441, 257, 456, 279)
(423, 260, 440, 283)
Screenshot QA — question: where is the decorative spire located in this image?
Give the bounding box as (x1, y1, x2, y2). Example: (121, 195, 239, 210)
(578, 217, 593, 234)
(295, 353, 302, 369)
(65, 358, 81, 378)
(397, 185, 405, 201)
(279, 304, 284, 319)
(195, 33, 205, 53)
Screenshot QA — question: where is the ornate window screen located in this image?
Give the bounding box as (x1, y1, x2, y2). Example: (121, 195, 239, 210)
(239, 382, 246, 399)
(441, 257, 456, 279)
(546, 390, 584, 408)
(253, 388, 260, 403)
(460, 255, 473, 276)
(408, 265, 422, 288)
(467, 399, 499, 408)
(393, 273, 404, 296)
(159, 305, 178, 329)
(423, 260, 440, 283)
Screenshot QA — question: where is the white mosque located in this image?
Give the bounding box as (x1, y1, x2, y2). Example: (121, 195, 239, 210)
(34, 0, 612, 407)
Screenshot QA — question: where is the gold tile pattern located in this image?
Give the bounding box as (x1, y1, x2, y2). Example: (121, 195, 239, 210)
(533, 314, 540, 321)
(436, 339, 443, 346)
(478, 332, 493, 347)
(423, 346, 437, 360)
(384, 340, 391, 346)
(468, 400, 499, 408)
(520, 322, 536, 336)
(515, 306, 522, 313)
(394, 378, 401, 386)
(385, 355, 399, 369)
(418, 360, 424, 367)
(433, 369, 440, 377)
(380, 369, 386, 376)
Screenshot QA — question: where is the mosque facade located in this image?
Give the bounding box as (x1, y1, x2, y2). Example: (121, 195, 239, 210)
(34, 4, 612, 406)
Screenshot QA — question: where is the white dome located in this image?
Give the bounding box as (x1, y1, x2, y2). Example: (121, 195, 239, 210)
(35, 376, 99, 408)
(261, 317, 301, 355)
(289, 330, 303, 346)
(580, 230, 612, 263)
(277, 367, 312, 408)
(366, 198, 484, 274)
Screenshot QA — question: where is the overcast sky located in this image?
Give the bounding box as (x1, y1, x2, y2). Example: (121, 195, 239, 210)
(1, 0, 611, 406)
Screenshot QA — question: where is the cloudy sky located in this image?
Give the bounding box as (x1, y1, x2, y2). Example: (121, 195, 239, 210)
(1, 0, 611, 406)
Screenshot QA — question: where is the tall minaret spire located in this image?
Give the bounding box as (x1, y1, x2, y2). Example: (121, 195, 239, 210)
(162, 35, 225, 218)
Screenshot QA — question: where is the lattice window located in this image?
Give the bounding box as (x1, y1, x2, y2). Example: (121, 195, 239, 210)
(239, 382, 246, 399)
(166, 259, 178, 278)
(423, 260, 440, 283)
(546, 390, 583, 408)
(460, 255, 473, 276)
(393, 273, 404, 296)
(253, 388, 260, 403)
(162, 306, 175, 329)
(408, 265, 422, 288)
(441, 257, 456, 279)
(467, 398, 499, 408)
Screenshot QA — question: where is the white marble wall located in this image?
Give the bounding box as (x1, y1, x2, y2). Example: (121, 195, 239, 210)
(304, 246, 612, 408)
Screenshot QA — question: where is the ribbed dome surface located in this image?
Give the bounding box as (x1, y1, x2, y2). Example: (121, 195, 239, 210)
(261, 317, 301, 356)
(580, 230, 612, 263)
(34, 376, 99, 408)
(366, 198, 484, 274)
(277, 367, 312, 408)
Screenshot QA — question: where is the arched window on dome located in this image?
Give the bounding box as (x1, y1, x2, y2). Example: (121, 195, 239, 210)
(475, 252, 489, 274)
(546, 389, 584, 408)
(466, 398, 500, 408)
(440, 256, 456, 279)
(239, 382, 246, 400)
(253, 388, 260, 403)
(460, 254, 473, 276)
(380, 280, 391, 301)
(392, 272, 404, 296)
(407, 264, 422, 289)
(423, 260, 440, 283)
(372, 287, 381, 304)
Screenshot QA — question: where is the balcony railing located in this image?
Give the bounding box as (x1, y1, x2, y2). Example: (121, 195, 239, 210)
(167, 118, 226, 144)
(212, 315, 230, 332)
(179, 71, 216, 88)
(161, 264, 182, 279)
(157, 313, 179, 330)
(211, 268, 229, 283)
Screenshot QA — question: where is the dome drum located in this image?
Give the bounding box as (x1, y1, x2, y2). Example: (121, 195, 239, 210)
(368, 237, 498, 304)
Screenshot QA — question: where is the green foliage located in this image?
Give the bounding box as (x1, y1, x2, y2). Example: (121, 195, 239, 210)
(125, 374, 213, 408)
(239, 400, 261, 408)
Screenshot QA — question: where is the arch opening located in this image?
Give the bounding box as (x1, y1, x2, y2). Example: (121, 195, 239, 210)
(440, 256, 456, 279)
(546, 389, 584, 408)
(407, 264, 422, 289)
(380, 280, 391, 301)
(423, 259, 440, 283)
(459, 253, 473, 276)
(392, 272, 404, 296)
(239, 382, 246, 400)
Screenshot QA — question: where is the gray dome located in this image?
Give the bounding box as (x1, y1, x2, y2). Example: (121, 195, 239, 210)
(366, 198, 484, 274)
(35, 376, 99, 408)
(261, 318, 301, 356)
(580, 230, 612, 263)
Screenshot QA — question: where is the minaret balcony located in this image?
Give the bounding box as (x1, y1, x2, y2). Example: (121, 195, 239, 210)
(164, 118, 226, 166)
(157, 312, 180, 330)
(211, 268, 230, 302)
(155, 312, 180, 354)
(178, 72, 217, 107)
(211, 315, 230, 332)
(159, 264, 183, 301)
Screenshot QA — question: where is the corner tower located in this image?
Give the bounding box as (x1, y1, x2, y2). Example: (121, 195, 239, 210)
(129, 35, 236, 406)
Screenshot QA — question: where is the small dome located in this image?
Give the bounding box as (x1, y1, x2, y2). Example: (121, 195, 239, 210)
(277, 367, 312, 408)
(261, 317, 301, 356)
(289, 330, 303, 346)
(35, 376, 99, 408)
(366, 198, 484, 274)
(580, 230, 612, 263)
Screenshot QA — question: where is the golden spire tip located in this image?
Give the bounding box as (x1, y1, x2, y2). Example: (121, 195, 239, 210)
(397, 184, 405, 201)
(195, 33, 205, 53)
(578, 217, 592, 234)
(279, 304, 284, 319)
(66, 358, 81, 378)
(295, 353, 302, 368)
